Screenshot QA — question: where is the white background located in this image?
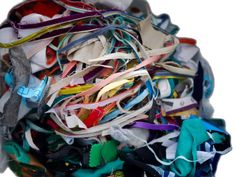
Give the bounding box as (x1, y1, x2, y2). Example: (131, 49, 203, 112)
(0, 0, 235, 176)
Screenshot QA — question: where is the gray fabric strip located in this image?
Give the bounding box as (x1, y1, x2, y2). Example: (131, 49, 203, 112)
(0, 47, 31, 127)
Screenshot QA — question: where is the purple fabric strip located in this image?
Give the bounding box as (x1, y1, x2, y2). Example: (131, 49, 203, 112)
(84, 61, 109, 82)
(15, 12, 102, 29)
(132, 122, 179, 131)
(13, 9, 124, 29)
(165, 103, 198, 115)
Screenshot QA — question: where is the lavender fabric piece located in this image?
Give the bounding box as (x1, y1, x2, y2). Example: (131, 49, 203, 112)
(132, 122, 180, 131)
(0, 47, 31, 127)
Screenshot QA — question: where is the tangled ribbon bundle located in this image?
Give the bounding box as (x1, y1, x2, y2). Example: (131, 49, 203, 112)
(0, 0, 231, 177)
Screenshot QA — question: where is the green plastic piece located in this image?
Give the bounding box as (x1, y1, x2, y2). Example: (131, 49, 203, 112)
(101, 140, 118, 163)
(89, 143, 103, 167)
(89, 140, 118, 168)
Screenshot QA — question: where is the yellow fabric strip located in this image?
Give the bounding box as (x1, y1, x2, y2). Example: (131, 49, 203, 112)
(108, 79, 134, 98)
(95, 79, 132, 102)
(59, 84, 94, 95)
(0, 22, 75, 48)
(153, 75, 185, 80)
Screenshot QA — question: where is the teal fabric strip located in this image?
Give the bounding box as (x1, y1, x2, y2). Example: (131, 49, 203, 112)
(171, 118, 210, 177)
(3, 141, 30, 164)
(72, 159, 124, 177)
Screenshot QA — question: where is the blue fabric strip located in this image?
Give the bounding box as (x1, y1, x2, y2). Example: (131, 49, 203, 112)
(100, 88, 149, 124)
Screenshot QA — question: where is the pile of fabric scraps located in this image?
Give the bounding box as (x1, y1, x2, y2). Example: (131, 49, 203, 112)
(0, 0, 231, 177)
